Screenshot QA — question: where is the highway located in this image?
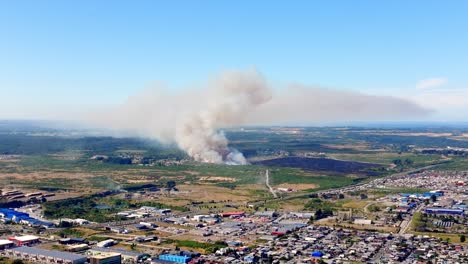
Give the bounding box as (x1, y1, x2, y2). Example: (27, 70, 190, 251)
(251, 163, 444, 205)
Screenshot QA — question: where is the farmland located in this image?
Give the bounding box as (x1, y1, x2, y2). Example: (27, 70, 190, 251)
(0, 123, 467, 208)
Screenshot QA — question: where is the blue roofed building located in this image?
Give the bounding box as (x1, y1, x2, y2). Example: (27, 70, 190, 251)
(158, 254, 191, 263)
(0, 208, 54, 228)
(424, 208, 464, 215)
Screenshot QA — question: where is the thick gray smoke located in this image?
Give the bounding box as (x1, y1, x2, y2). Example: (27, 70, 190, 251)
(174, 70, 271, 164)
(88, 69, 430, 164)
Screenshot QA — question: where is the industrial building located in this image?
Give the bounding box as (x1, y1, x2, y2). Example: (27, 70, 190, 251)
(66, 243, 90, 252)
(0, 239, 14, 250)
(95, 239, 116, 248)
(0, 208, 54, 228)
(89, 252, 122, 264)
(3, 246, 87, 264)
(221, 211, 245, 217)
(9, 235, 40, 246)
(424, 208, 464, 215)
(89, 247, 150, 262)
(158, 254, 191, 263)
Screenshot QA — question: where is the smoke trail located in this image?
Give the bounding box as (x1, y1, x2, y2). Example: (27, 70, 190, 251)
(87, 69, 430, 164)
(175, 70, 271, 164)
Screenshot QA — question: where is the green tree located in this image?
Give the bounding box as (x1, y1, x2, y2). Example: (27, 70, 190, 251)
(396, 213, 403, 221)
(460, 235, 466, 243)
(404, 159, 414, 166)
(412, 212, 426, 232)
(315, 209, 324, 220)
(166, 180, 176, 189)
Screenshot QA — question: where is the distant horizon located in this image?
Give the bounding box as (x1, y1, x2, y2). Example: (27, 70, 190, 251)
(2, 119, 468, 129)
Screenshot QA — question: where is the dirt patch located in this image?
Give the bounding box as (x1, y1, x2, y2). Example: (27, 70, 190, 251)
(323, 143, 369, 150)
(153, 184, 262, 205)
(184, 171, 200, 175)
(126, 179, 154, 184)
(276, 183, 318, 190)
(199, 176, 237, 182)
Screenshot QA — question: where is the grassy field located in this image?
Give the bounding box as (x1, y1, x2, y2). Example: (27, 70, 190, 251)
(1, 126, 465, 207)
(436, 157, 468, 170)
(1, 154, 366, 194)
(329, 152, 444, 166)
(412, 232, 467, 244)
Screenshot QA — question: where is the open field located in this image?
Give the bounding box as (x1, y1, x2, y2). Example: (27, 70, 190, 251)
(254, 157, 385, 176)
(1, 125, 466, 213)
(328, 152, 445, 166)
(412, 232, 468, 244)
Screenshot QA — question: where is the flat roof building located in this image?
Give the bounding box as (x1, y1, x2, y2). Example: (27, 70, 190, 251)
(9, 235, 40, 246)
(89, 252, 122, 264)
(0, 239, 14, 250)
(4, 246, 87, 264)
(158, 254, 191, 263)
(424, 208, 464, 215)
(89, 247, 150, 262)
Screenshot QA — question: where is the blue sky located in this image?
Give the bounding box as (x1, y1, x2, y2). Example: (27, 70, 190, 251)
(1, 1, 467, 120)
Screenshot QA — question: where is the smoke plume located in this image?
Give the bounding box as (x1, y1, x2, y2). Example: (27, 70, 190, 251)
(174, 70, 271, 164)
(89, 69, 430, 164)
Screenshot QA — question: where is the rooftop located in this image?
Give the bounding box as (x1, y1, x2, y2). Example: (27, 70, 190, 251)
(0, 239, 14, 246)
(10, 235, 39, 242)
(90, 247, 149, 258)
(8, 246, 87, 261)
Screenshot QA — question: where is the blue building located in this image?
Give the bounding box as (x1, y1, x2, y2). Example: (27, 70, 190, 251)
(424, 208, 464, 215)
(158, 254, 191, 263)
(0, 208, 54, 228)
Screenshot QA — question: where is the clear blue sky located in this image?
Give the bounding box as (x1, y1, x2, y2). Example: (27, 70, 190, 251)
(1, 0, 467, 120)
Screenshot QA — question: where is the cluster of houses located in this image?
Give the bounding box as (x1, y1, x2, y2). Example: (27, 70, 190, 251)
(198, 226, 467, 263)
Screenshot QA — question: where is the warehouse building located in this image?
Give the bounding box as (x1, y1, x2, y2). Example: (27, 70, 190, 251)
(89, 252, 122, 264)
(424, 208, 464, 215)
(89, 247, 150, 262)
(221, 211, 245, 218)
(4, 246, 87, 264)
(0, 239, 14, 250)
(0, 208, 54, 228)
(158, 254, 191, 263)
(9, 235, 40, 246)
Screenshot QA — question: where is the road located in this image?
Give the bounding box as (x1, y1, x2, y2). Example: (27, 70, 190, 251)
(265, 170, 277, 198)
(251, 163, 444, 206)
(399, 203, 424, 234)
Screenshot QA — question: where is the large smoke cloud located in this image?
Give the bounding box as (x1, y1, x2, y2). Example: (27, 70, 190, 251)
(174, 70, 271, 164)
(89, 69, 430, 164)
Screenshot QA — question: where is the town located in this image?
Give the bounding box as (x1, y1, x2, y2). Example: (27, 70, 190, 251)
(0, 169, 466, 263)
